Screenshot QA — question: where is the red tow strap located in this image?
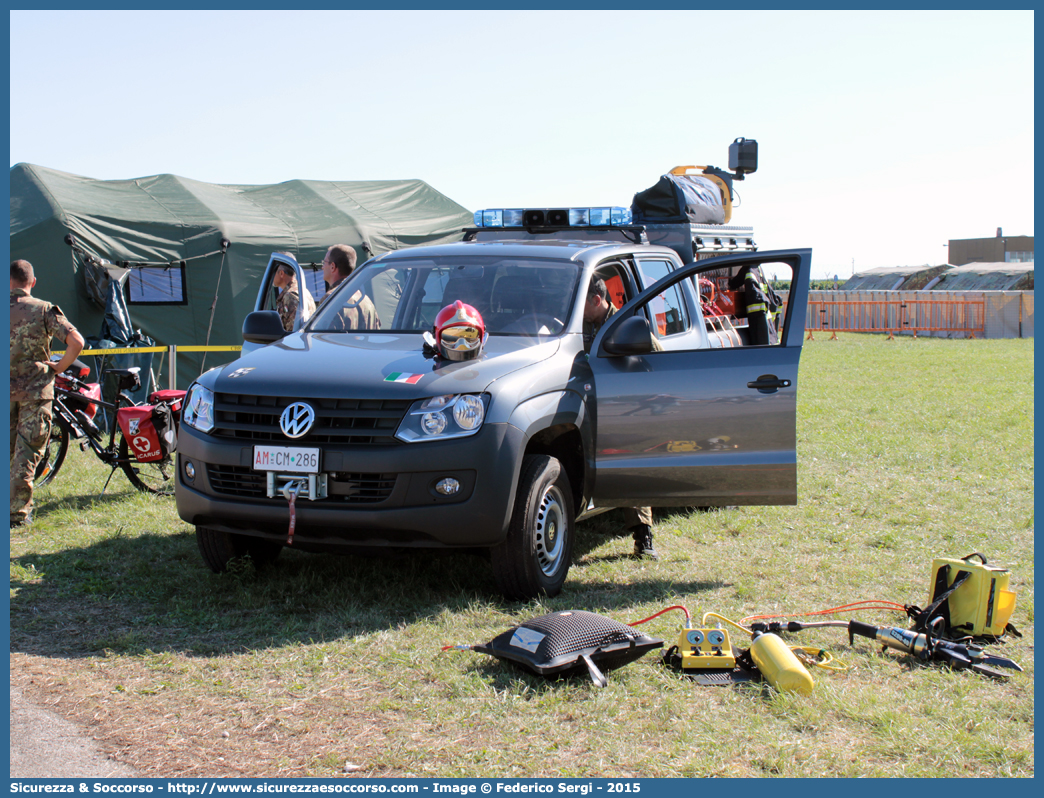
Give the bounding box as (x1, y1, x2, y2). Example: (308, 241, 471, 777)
(287, 486, 298, 545)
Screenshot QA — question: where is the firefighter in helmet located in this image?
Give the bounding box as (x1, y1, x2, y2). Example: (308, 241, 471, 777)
(729, 264, 781, 345)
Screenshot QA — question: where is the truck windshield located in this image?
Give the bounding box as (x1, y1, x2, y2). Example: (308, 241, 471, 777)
(307, 256, 581, 336)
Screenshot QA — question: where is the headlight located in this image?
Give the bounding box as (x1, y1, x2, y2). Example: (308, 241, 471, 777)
(395, 394, 487, 443)
(453, 395, 484, 430)
(182, 383, 215, 433)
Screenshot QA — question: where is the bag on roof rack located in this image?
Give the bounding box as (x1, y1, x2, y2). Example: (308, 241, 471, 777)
(631, 173, 725, 225)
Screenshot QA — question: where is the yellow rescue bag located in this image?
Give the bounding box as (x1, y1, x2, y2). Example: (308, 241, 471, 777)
(928, 553, 1017, 638)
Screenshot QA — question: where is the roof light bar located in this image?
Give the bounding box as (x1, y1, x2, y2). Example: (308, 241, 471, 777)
(472, 206, 633, 228)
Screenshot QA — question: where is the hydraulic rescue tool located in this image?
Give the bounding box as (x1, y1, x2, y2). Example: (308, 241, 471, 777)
(846, 620, 1023, 679)
(749, 618, 1024, 679)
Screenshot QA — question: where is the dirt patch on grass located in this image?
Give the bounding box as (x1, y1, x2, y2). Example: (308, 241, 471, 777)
(10, 653, 404, 778)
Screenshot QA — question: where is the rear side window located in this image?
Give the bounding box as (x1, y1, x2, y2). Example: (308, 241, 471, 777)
(636, 259, 690, 338)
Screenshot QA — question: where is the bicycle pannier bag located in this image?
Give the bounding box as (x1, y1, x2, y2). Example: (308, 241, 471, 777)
(151, 401, 178, 456)
(117, 405, 165, 463)
(57, 376, 103, 420)
(148, 389, 186, 415)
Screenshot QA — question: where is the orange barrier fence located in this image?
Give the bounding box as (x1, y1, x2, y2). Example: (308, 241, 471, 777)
(804, 299, 986, 340)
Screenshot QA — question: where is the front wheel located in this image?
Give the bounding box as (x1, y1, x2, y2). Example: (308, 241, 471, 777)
(117, 433, 176, 495)
(196, 526, 283, 572)
(35, 417, 70, 487)
(490, 454, 575, 601)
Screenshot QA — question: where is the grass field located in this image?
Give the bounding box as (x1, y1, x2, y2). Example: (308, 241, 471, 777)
(10, 333, 1034, 778)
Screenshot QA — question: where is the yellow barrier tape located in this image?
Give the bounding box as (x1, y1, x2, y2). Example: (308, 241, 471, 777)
(57, 347, 166, 356)
(54, 346, 243, 356)
(174, 346, 243, 352)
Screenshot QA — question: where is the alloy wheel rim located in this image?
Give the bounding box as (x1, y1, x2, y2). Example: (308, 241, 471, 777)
(534, 485, 566, 577)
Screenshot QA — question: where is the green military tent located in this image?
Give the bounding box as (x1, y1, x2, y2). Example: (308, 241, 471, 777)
(10, 163, 473, 387)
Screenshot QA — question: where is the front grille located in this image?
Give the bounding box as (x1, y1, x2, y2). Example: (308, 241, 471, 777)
(212, 394, 410, 445)
(206, 464, 398, 504)
(329, 472, 398, 503)
(208, 464, 266, 497)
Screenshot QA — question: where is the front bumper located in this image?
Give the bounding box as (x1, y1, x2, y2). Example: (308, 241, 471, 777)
(175, 421, 524, 550)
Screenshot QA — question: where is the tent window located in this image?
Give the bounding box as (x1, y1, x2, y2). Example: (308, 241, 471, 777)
(126, 265, 187, 305)
(303, 267, 326, 303)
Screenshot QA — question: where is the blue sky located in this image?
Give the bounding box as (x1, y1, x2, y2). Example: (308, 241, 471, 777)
(10, 9, 1034, 277)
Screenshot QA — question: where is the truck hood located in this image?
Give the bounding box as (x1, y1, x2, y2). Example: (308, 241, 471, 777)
(207, 333, 562, 399)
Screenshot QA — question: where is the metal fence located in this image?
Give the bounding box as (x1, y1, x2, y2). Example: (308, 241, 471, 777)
(787, 290, 1033, 339)
(805, 297, 985, 339)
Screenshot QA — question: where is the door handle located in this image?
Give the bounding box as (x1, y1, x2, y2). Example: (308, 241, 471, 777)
(747, 374, 791, 394)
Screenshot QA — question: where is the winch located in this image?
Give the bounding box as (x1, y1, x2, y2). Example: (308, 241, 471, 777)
(265, 472, 328, 501)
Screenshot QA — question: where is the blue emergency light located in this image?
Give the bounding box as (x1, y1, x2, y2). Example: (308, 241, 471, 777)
(472, 206, 632, 228)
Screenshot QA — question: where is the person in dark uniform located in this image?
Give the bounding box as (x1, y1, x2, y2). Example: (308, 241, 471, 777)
(729, 264, 781, 345)
(10, 260, 85, 527)
(582, 277, 658, 560)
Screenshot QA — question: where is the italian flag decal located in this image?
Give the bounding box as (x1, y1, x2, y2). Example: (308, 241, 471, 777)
(385, 372, 423, 384)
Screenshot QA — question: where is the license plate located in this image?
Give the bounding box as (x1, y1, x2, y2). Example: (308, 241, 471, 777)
(252, 445, 320, 474)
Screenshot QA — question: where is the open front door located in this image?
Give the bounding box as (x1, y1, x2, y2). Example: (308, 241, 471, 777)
(588, 248, 811, 507)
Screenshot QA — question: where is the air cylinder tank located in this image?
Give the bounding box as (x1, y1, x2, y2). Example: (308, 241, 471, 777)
(749, 632, 814, 694)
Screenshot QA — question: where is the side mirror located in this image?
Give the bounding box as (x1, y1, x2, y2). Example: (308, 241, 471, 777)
(602, 315, 654, 356)
(243, 311, 287, 344)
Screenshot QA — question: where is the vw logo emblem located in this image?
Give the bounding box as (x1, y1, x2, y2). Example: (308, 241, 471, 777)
(280, 402, 316, 439)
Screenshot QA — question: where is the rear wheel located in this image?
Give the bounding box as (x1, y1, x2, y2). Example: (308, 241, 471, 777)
(490, 454, 575, 601)
(117, 433, 176, 495)
(35, 418, 70, 487)
(196, 526, 283, 572)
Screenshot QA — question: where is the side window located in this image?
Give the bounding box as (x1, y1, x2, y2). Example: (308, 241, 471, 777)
(594, 262, 631, 309)
(637, 259, 690, 338)
(257, 268, 280, 313)
(635, 258, 674, 288)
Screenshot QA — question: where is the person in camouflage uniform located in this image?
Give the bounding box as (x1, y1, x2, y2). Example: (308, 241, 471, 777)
(10, 260, 85, 527)
(319, 245, 381, 331)
(273, 262, 316, 331)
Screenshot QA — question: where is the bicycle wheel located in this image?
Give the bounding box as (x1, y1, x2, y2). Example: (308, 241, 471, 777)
(117, 433, 176, 495)
(35, 417, 70, 487)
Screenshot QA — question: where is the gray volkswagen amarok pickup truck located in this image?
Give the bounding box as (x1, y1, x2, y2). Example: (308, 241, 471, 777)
(175, 208, 810, 600)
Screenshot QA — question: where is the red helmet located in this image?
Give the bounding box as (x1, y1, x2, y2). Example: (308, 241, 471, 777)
(434, 300, 485, 361)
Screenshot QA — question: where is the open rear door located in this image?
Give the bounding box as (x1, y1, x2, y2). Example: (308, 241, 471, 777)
(243, 253, 315, 354)
(588, 248, 811, 507)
